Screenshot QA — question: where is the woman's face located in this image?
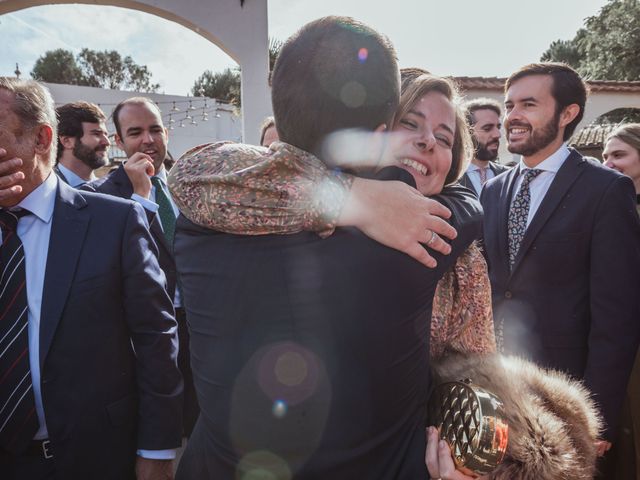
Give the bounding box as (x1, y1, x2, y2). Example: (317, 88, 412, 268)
(387, 91, 455, 195)
(603, 137, 640, 184)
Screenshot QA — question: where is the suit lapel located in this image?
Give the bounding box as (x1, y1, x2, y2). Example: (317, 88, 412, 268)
(510, 150, 586, 275)
(112, 166, 172, 255)
(40, 182, 89, 367)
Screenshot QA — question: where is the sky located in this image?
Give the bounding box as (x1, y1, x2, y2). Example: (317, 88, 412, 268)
(0, 0, 610, 96)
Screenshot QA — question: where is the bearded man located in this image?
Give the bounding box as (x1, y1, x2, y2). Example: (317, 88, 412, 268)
(459, 97, 509, 196)
(55, 102, 110, 187)
(480, 62, 640, 459)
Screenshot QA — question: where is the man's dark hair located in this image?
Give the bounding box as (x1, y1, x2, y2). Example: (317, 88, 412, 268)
(111, 96, 162, 139)
(505, 62, 587, 141)
(463, 97, 502, 126)
(271, 16, 399, 157)
(56, 101, 106, 161)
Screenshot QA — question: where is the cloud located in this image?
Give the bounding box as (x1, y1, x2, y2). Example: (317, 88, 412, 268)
(1, 4, 236, 95)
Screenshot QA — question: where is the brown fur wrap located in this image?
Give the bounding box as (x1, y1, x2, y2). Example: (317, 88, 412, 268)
(432, 354, 603, 479)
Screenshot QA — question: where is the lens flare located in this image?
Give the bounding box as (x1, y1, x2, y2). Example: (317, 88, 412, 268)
(272, 399, 288, 419)
(358, 47, 368, 63)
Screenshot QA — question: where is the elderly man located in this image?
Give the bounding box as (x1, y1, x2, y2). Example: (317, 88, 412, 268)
(0, 78, 182, 480)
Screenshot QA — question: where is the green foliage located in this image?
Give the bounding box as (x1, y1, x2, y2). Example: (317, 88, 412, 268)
(541, 0, 640, 81)
(269, 37, 283, 71)
(31, 48, 85, 85)
(191, 68, 241, 106)
(30, 48, 159, 92)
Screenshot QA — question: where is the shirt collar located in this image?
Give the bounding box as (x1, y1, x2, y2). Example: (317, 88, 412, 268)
(16, 171, 57, 224)
(518, 144, 570, 174)
(153, 166, 167, 184)
(57, 162, 94, 187)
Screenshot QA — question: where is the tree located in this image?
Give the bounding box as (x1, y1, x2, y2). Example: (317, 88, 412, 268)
(541, 0, 640, 81)
(31, 48, 159, 92)
(269, 37, 283, 71)
(191, 68, 241, 106)
(191, 37, 282, 107)
(31, 48, 85, 85)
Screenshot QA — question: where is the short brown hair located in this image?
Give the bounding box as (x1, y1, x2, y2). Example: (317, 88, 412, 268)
(112, 96, 163, 138)
(606, 123, 640, 155)
(463, 97, 502, 126)
(271, 16, 399, 158)
(56, 101, 106, 160)
(0, 77, 57, 165)
(506, 63, 587, 141)
(393, 74, 473, 186)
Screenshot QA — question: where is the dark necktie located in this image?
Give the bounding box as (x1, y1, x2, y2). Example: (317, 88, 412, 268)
(507, 169, 543, 269)
(0, 208, 38, 454)
(151, 177, 176, 248)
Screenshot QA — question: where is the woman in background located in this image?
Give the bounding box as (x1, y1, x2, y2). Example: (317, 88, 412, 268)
(602, 123, 640, 479)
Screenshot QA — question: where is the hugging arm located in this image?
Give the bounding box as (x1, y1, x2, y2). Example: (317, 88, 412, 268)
(167, 142, 460, 268)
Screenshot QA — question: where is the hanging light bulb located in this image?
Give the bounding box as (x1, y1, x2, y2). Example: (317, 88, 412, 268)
(171, 101, 180, 112)
(179, 120, 185, 128)
(188, 100, 196, 111)
(202, 110, 209, 122)
(190, 118, 198, 126)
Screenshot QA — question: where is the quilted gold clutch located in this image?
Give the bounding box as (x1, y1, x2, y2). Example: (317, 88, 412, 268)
(427, 379, 508, 477)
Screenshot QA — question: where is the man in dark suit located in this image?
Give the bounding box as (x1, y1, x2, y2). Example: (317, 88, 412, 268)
(480, 63, 640, 456)
(54, 102, 110, 187)
(88, 97, 198, 437)
(459, 98, 509, 196)
(172, 17, 482, 479)
(0, 78, 182, 479)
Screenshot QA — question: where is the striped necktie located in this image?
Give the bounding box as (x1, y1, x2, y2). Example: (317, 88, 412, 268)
(478, 166, 488, 186)
(0, 208, 38, 454)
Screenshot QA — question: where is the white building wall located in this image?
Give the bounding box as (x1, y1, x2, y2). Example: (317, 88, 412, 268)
(44, 82, 242, 160)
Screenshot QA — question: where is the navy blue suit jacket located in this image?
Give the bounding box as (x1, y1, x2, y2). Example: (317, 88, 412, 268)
(88, 165, 177, 298)
(40, 181, 182, 478)
(459, 161, 510, 197)
(480, 150, 640, 439)
(174, 174, 483, 480)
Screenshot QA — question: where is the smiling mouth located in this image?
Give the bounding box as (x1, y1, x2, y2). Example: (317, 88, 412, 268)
(508, 127, 529, 136)
(400, 158, 428, 176)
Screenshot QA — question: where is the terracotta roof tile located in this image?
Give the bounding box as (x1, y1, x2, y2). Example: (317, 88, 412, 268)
(570, 123, 617, 148)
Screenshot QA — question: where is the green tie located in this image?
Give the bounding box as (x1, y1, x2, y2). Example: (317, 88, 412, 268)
(151, 176, 176, 248)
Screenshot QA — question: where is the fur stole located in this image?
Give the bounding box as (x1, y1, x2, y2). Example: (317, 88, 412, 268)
(432, 354, 603, 479)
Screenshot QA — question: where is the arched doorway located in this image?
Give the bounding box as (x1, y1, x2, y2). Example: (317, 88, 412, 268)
(0, 0, 271, 144)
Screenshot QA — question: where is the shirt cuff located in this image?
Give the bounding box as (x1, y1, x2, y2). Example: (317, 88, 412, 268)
(136, 449, 177, 460)
(131, 194, 159, 213)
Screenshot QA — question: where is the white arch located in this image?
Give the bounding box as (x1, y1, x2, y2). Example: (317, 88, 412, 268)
(0, 0, 271, 144)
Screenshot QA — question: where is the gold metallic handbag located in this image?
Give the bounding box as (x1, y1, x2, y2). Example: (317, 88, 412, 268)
(428, 379, 509, 477)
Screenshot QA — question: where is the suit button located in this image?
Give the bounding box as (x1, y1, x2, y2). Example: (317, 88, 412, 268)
(504, 291, 513, 299)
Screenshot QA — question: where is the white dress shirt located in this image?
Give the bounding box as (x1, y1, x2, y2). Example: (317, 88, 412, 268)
(466, 163, 497, 195)
(56, 163, 95, 188)
(1, 173, 173, 459)
(511, 145, 571, 227)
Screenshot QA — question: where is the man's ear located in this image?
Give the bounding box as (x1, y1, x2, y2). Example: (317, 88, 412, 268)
(59, 135, 75, 150)
(115, 133, 124, 150)
(560, 104, 580, 129)
(34, 124, 54, 154)
(374, 123, 388, 133)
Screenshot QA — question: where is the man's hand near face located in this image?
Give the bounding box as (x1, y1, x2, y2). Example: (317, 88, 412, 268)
(124, 152, 155, 198)
(0, 148, 25, 205)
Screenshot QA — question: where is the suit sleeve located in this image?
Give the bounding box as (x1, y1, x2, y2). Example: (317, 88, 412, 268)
(432, 184, 484, 264)
(121, 202, 183, 449)
(584, 175, 640, 439)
